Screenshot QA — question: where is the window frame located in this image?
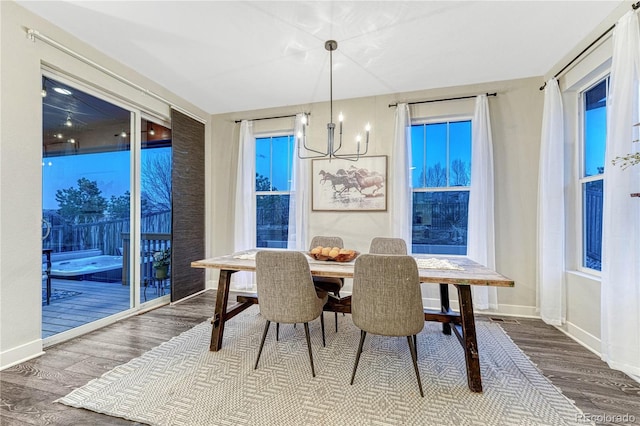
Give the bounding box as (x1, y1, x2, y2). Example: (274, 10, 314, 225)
(576, 72, 609, 276)
(253, 130, 295, 248)
(410, 115, 473, 254)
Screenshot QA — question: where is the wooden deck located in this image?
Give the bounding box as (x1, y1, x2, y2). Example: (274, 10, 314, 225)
(42, 278, 169, 338)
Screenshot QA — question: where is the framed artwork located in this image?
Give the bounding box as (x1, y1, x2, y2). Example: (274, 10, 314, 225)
(312, 155, 387, 211)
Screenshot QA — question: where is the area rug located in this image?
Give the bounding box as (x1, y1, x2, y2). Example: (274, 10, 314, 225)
(57, 306, 592, 426)
(42, 288, 82, 305)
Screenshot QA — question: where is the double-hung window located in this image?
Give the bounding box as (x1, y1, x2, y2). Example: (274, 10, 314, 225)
(255, 134, 294, 248)
(580, 77, 608, 272)
(411, 119, 472, 254)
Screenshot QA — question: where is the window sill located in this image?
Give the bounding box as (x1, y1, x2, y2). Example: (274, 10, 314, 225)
(567, 269, 601, 283)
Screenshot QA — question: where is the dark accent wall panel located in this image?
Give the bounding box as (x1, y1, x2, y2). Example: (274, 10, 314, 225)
(170, 109, 205, 301)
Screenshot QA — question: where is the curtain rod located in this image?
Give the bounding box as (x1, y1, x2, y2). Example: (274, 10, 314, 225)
(539, 1, 640, 91)
(234, 113, 309, 124)
(388, 92, 497, 108)
(25, 28, 207, 124)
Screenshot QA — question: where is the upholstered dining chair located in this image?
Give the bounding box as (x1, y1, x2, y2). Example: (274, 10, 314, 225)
(350, 254, 425, 397)
(310, 235, 345, 332)
(368, 237, 408, 255)
(254, 250, 328, 377)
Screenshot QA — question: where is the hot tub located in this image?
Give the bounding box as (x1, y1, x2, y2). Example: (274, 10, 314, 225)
(50, 255, 123, 282)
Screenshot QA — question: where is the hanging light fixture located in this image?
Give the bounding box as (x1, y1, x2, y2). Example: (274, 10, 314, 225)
(297, 40, 370, 161)
(148, 126, 156, 136)
(65, 113, 73, 127)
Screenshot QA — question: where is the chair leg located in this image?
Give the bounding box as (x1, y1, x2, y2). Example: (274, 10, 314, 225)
(350, 330, 367, 385)
(320, 312, 326, 347)
(334, 290, 340, 332)
(414, 334, 417, 359)
(407, 335, 424, 397)
(303, 323, 316, 377)
(276, 323, 279, 341)
(254, 320, 271, 370)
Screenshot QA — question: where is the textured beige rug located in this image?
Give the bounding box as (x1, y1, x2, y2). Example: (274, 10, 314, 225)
(58, 306, 592, 425)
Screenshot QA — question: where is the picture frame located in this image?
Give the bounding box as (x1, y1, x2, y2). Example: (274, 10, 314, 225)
(312, 155, 387, 211)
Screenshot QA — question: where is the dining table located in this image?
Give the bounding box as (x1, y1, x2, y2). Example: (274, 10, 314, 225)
(191, 250, 514, 393)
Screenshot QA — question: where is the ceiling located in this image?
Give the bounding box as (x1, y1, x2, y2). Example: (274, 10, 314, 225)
(19, 1, 624, 115)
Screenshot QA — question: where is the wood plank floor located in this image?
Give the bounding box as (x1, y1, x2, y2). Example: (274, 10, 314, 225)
(3, 290, 639, 425)
(42, 278, 168, 338)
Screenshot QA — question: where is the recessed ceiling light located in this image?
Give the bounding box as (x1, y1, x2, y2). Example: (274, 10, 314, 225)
(53, 87, 72, 95)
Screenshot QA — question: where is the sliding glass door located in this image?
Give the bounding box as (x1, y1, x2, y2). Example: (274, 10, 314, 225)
(41, 75, 172, 339)
(139, 118, 172, 304)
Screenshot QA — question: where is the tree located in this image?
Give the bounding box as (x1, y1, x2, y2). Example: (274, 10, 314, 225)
(426, 163, 447, 187)
(450, 159, 470, 186)
(107, 191, 130, 219)
(55, 177, 107, 224)
(141, 151, 172, 214)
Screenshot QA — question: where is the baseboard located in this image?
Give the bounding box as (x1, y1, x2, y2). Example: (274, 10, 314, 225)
(558, 320, 602, 357)
(0, 339, 44, 371)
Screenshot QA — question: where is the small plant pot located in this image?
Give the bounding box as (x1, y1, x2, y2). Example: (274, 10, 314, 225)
(154, 266, 168, 279)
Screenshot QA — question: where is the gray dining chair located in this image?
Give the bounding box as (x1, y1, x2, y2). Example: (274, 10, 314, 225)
(255, 250, 327, 377)
(350, 253, 425, 397)
(310, 235, 345, 332)
(369, 237, 408, 255)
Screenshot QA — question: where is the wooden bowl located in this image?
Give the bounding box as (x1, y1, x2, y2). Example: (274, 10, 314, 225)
(308, 250, 359, 262)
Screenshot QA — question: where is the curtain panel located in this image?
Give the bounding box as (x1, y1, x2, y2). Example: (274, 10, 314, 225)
(391, 103, 412, 244)
(467, 94, 498, 310)
(170, 109, 205, 301)
(288, 114, 310, 250)
(601, 10, 640, 377)
(232, 120, 256, 290)
(537, 78, 566, 326)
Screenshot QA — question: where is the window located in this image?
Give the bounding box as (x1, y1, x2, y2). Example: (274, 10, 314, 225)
(580, 77, 608, 271)
(411, 120, 472, 254)
(255, 134, 294, 248)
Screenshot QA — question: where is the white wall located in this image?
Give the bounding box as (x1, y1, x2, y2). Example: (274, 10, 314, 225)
(0, 1, 208, 369)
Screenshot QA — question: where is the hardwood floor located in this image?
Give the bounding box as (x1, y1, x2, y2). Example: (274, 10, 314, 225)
(42, 278, 168, 338)
(2, 290, 639, 425)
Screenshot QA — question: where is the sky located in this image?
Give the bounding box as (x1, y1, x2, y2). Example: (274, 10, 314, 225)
(42, 148, 168, 210)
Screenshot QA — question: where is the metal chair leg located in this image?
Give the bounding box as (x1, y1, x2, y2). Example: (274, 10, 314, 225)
(407, 335, 424, 397)
(320, 312, 325, 347)
(350, 330, 367, 385)
(303, 323, 316, 377)
(276, 323, 279, 341)
(334, 290, 340, 331)
(254, 320, 271, 370)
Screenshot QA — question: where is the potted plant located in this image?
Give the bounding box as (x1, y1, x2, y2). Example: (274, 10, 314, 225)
(153, 248, 171, 279)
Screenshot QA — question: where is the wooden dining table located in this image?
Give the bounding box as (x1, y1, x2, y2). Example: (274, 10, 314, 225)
(191, 250, 514, 393)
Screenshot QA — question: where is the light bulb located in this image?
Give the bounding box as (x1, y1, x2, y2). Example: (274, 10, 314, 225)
(120, 131, 127, 138)
(338, 112, 344, 122)
(149, 127, 155, 136)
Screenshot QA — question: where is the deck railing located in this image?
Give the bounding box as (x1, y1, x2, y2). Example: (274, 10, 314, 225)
(121, 232, 171, 287)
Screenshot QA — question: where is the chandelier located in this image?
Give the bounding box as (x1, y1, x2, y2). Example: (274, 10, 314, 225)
(297, 40, 370, 161)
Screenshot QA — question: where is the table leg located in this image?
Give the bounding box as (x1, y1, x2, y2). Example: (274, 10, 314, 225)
(439, 283, 451, 335)
(455, 284, 482, 392)
(210, 269, 234, 351)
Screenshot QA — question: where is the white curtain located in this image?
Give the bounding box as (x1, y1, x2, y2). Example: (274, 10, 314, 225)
(537, 78, 566, 326)
(232, 120, 256, 290)
(391, 103, 413, 245)
(288, 114, 310, 250)
(601, 10, 640, 377)
(467, 94, 498, 310)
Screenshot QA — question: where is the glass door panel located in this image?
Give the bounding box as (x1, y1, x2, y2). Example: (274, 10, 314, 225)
(139, 118, 172, 303)
(41, 76, 132, 338)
